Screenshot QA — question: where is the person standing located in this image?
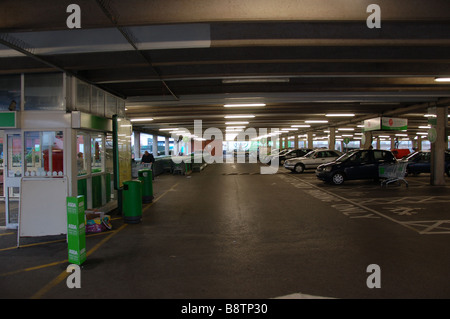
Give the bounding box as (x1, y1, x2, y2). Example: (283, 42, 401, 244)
(141, 151, 155, 164)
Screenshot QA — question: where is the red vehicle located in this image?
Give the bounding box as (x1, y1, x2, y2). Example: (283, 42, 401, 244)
(391, 148, 410, 159)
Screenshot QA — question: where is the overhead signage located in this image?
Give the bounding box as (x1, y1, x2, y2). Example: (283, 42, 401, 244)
(364, 117, 407, 131)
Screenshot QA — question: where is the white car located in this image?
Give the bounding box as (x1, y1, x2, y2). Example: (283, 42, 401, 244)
(284, 149, 343, 173)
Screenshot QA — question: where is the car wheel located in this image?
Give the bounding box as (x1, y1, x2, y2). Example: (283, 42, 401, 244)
(331, 172, 345, 185)
(294, 164, 305, 174)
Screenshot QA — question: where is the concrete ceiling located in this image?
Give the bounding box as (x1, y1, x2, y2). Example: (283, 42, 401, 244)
(1, 0, 450, 138)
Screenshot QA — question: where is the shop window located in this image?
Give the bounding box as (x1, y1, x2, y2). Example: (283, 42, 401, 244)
(24, 73, 64, 111)
(158, 136, 166, 156)
(24, 131, 64, 177)
(140, 133, 153, 157)
(105, 133, 114, 173)
(0, 75, 21, 111)
(91, 134, 104, 173)
(77, 133, 87, 176)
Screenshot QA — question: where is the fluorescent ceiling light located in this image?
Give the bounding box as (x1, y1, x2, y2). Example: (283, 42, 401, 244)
(305, 120, 328, 124)
(418, 125, 431, 129)
(225, 126, 246, 129)
(338, 128, 355, 131)
(281, 128, 298, 131)
(225, 121, 249, 125)
(417, 132, 428, 135)
(395, 134, 408, 137)
(342, 134, 353, 137)
(224, 115, 255, 119)
(225, 128, 243, 132)
(130, 118, 154, 122)
(224, 103, 266, 107)
(160, 128, 178, 131)
(434, 77, 450, 82)
(291, 125, 311, 128)
(326, 113, 355, 117)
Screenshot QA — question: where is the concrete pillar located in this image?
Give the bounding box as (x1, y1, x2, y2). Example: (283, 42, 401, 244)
(376, 137, 381, 149)
(165, 136, 170, 156)
(328, 127, 336, 150)
(417, 136, 422, 151)
(307, 132, 314, 149)
(430, 106, 448, 186)
(133, 131, 141, 158)
(391, 137, 396, 150)
(152, 134, 158, 157)
(362, 131, 372, 149)
(294, 134, 299, 149)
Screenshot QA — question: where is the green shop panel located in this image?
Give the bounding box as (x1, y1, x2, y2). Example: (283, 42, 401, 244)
(77, 178, 88, 210)
(105, 173, 111, 203)
(91, 175, 102, 208)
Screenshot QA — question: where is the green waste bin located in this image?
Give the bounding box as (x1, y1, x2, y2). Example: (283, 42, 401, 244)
(138, 169, 154, 203)
(122, 180, 142, 224)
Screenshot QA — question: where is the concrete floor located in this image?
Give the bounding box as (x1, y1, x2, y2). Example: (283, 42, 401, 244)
(1, 162, 450, 299)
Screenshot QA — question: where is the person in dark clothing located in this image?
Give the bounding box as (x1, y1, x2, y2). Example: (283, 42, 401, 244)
(141, 151, 155, 164)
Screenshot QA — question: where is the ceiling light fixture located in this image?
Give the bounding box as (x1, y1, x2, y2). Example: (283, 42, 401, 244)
(305, 120, 328, 124)
(224, 103, 266, 108)
(326, 113, 355, 117)
(224, 115, 255, 119)
(160, 128, 178, 131)
(225, 121, 249, 125)
(225, 126, 246, 129)
(130, 118, 154, 122)
(291, 125, 311, 128)
(434, 77, 450, 82)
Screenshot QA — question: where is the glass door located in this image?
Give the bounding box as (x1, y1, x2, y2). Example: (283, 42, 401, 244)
(0, 131, 4, 227)
(4, 131, 22, 229)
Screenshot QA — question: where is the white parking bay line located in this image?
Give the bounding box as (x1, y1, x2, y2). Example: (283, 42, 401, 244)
(283, 174, 421, 234)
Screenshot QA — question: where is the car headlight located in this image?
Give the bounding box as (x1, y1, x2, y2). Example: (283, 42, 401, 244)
(323, 166, 332, 172)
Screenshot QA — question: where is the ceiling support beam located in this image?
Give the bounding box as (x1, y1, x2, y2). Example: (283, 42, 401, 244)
(95, 0, 179, 101)
(0, 32, 126, 98)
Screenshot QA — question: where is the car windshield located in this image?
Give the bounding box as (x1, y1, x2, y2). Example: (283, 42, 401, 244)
(405, 152, 420, 161)
(335, 150, 359, 162)
(304, 151, 316, 158)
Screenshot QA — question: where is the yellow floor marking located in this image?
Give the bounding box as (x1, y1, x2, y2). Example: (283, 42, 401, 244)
(30, 182, 179, 299)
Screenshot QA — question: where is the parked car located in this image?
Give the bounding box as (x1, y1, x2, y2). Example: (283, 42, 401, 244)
(284, 149, 343, 173)
(391, 148, 411, 159)
(402, 150, 450, 176)
(274, 148, 313, 166)
(260, 148, 291, 163)
(316, 149, 397, 185)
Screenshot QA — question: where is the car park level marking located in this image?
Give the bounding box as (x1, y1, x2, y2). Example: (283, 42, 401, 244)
(349, 196, 450, 205)
(283, 174, 421, 234)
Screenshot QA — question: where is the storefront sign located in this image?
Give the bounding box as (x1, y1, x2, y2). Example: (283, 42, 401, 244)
(0, 111, 19, 128)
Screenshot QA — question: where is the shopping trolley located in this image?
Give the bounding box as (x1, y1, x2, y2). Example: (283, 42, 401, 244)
(378, 161, 409, 187)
